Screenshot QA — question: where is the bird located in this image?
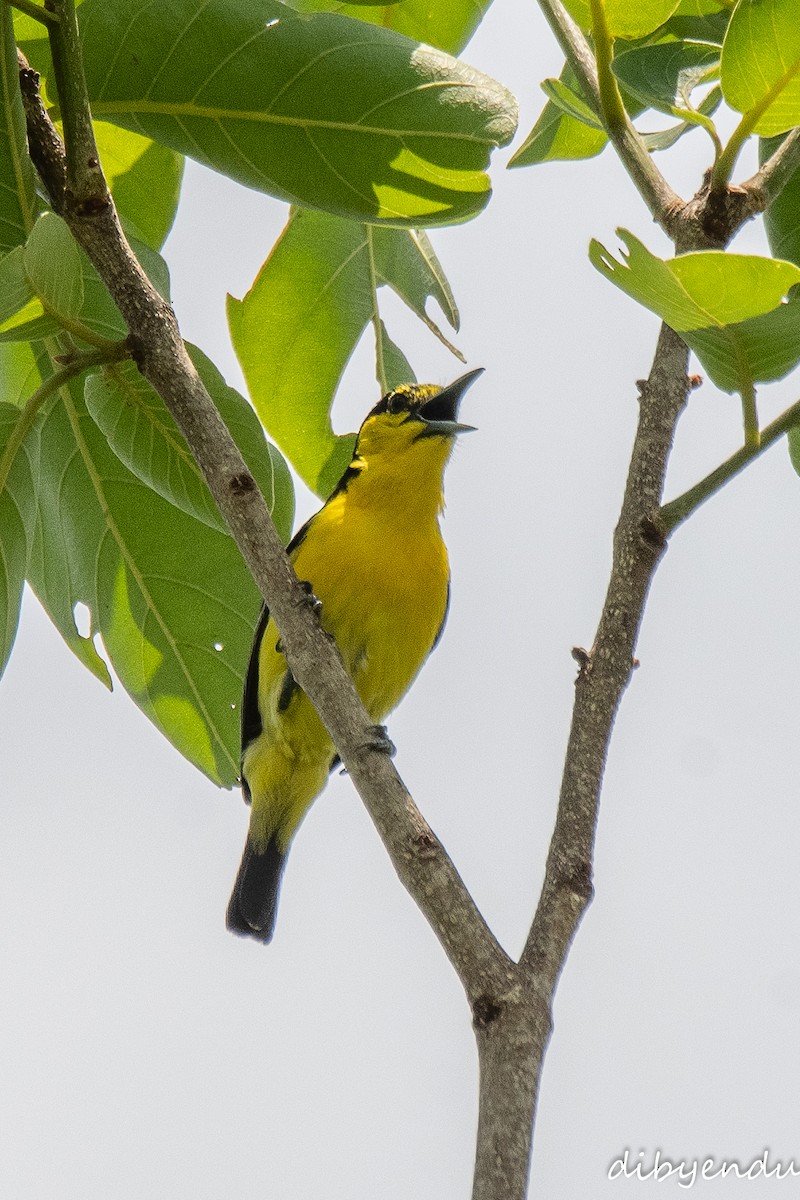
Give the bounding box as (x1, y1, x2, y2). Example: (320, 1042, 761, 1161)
(226, 368, 482, 942)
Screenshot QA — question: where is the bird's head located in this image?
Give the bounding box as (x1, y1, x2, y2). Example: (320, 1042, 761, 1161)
(354, 369, 482, 466)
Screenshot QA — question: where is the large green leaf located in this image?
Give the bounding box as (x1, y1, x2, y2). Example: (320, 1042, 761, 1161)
(78, 0, 517, 228)
(228, 207, 461, 495)
(721, 0, 800, 137)
(0, 401, 37, 676)
(94, 122, 184, 251)
(84, 346, 294, 541)
(0, 6, 36, 253)
(590, 229, 800, 393)
(28, 378, 264, 785)
(284, 0, 493, 56)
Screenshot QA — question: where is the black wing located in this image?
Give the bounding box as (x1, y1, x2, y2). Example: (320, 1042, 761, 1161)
(239, 511, 319, 755)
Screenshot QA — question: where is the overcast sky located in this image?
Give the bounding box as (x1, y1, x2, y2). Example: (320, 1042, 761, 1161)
(3, 2, 800, 1197)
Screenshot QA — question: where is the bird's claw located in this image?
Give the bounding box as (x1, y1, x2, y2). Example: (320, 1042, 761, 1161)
(363, 724, 396, 757)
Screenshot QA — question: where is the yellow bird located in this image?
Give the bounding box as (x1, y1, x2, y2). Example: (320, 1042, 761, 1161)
(227, 369, 481, 942)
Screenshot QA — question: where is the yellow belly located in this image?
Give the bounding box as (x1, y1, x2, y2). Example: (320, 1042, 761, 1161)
(243, 499, 449, 851)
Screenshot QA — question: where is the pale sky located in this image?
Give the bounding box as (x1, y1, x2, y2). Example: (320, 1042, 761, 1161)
(3, 2, 800, 1197)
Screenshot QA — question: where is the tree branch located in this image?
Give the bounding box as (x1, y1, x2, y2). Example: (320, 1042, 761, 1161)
(468, 325, 691, 1200)
(740, 127, 800, 213)
(22, 0, 511, 1003)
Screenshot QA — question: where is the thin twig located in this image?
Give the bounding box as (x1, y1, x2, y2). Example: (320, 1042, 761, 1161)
(658, 393, 800, 534)
(0, 343, 128, 496)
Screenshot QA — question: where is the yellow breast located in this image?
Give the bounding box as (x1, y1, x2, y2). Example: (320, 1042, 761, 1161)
(292, 486, 449, 721)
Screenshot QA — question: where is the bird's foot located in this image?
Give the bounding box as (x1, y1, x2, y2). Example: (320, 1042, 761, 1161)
(363, 724, 396, 757)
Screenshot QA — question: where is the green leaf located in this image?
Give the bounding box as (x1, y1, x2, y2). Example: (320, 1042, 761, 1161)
(84, 345, 294, 542)
(674, 0, 728, 13)
(0, 401, 37, 676)
(762, 133, 800, 267)
(509, 107, 607, 167)
(229, 208, 459, 495)
(721, 0, 800, 137)
(0, 246, 35, 325)
(94, 122, 185, 251)
(377, 319, 415, 392)
(541, 76, 603, 129)
(663, 9, 730, 44)
(283, 0, 492, 56)
(612, 40, 720, 119)
(28, 377, 264, 785)
(371, 226, 460, 342)
(228, 208, 364, 495)
(78, 0, 517, 229)
(24, 212, 85, 323)
(0, 6, 36, 253)
(562, 0, 679, 39)
(508, 62, 608, 167)
(684, 296, 800, 392)
(20, 212, 171, 345)
(0, 338, 44, 408)
(590, 229, 800, 392)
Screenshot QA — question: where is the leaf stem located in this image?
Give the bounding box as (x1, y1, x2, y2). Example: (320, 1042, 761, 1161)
(0, 342, 128, 496)
(589, 0, 625, 132)
(658, 395, 800, 534)
(742, 378, 759, 450)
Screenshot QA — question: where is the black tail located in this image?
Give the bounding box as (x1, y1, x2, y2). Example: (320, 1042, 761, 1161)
(226, 835, 287, 943)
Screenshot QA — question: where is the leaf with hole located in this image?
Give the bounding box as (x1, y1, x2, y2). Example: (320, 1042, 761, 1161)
(590, 229, 800, 393)
(28, 377, 265, 785)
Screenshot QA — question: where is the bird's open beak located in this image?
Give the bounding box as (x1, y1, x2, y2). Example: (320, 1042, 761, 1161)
(417, 368, 483, 437)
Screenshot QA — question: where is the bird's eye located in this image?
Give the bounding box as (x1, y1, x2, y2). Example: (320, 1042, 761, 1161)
(387, 392, 405, 416)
